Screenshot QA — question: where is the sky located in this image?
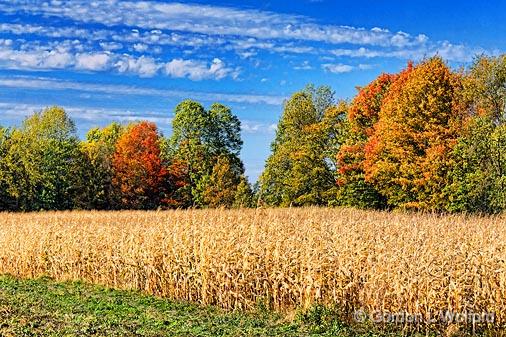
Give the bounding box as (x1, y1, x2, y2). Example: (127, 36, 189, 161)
(0, 1, 504, 182)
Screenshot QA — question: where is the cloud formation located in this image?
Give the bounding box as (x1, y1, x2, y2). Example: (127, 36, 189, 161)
(0, 0, 492, 78)
(0, 76, 286, 106)
(0, 101, 173, 125)
(0, 39, 238, 79)
(322, 63, 354, 74)
(0, 1, 428, 48)
(164, 58, 239, 81)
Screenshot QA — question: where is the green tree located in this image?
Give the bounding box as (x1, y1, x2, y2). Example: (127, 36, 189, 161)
(80, 122, 124, 209)
(0, 127, 15, 210)
(202, 155, 241, 208)
(1, 107, 83, 211)
(259, 85, 345, 206)
(170, 100, 245, 207)
(233, 176, 254, 208)
(463, 55, 506, 122)
(445, 55, 506, 212)
(446, 117, 506, 212)
(303, 83, 336, 119)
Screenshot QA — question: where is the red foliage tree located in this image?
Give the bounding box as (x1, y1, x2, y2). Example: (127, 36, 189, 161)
(112, 121, 181, 209)
(335, 73, 397, 208)
(338, 73, 397, 177)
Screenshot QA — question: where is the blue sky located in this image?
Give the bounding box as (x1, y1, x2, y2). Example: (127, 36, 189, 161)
(0, 0, 504, 182)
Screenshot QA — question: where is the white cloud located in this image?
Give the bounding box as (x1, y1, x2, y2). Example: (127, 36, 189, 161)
(164, 58, 238, 81)
(390, 31, 412, 48)
(331, 47, 382, 58)
(43, 50, 73, 68)
(0, 42, 75, 70)
(0, 101, 173, 125)
(0, 1, 493, 82)
(0, 10, 487, 64)
(0, 1, 429, 48)
(75, 52, 111, 71)
(241, 121, 277, 134)
(436, 41, 475, 63)
(237, 51, 257, 59)
(0, 39, 12, 46)
(322, 63, 354, 74)
(371, 27, 389, 33)
(115, 55, 159, 77)
(133, 43, 149, 52)
(294, 60, 313, 70)
(330, 42, 485, 62)
(0, 76, 286, 106)
(268, 123, 278, 132)
(358, 64, 374, 70)
(99, 41, 123, 51)
(0, 40, 239, 79)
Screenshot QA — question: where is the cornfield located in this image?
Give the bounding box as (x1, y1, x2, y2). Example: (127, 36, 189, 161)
(0, 208, 505, 331)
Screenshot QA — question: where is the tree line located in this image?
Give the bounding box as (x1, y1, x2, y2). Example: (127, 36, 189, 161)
(259, 55, 506, 212)
(0, 101, 253, 211)
(0, 55, 505, 212)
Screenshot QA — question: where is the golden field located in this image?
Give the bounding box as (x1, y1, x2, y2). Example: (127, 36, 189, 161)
(0, 208, 505, 328)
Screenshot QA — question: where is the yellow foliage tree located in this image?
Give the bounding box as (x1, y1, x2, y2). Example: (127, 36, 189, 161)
(364, 58, 465, 210)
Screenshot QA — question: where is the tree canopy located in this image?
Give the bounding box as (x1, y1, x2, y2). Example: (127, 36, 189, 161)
(1, 55, 506, 213)
(259, 85, 346, 206)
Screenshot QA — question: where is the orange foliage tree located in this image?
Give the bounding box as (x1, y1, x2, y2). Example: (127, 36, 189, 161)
(112, 121, 183, 209)
(336, 73, 396, 208)
(364, 57, 465, 210)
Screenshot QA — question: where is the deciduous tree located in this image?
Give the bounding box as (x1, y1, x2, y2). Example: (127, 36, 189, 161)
(364, 58, 465, 210)
(80, 122, 124, 209)
(112, 121, 173, 209)
(336, 73, 395, 208)
(0, 107, 83, 211)
(0, 127, 15, 210)
(170, 100, 245, 207)
(259, 85, 345, 206)
(233, 176, 254, 208)
(202, 155, 241, 208)
(445, 55, 506, 212)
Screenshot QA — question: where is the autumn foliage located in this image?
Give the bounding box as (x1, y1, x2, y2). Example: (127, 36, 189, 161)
(337, 73, 397, 176)
(112, 122, 172, 209)
(335, 73, 396, 208)
(363, 58, 465, 210)
(327, 55, 503, 212)
(1, 55, 505, 212)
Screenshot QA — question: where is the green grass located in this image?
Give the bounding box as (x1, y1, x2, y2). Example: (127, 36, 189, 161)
(0, 275, 367, 337)
(0, 275, 498, 337)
